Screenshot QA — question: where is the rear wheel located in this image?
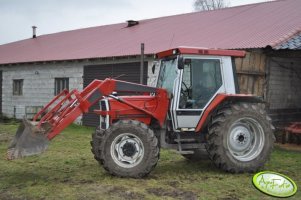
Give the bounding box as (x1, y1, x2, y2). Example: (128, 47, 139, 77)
(206, 103, 275, 173)
(96, 120, 159, 178)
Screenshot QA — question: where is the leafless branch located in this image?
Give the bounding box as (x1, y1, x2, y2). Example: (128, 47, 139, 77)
(194, 0, 228, 11)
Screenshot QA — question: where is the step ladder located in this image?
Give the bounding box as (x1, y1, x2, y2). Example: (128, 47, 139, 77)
(175, 133, 195, 155)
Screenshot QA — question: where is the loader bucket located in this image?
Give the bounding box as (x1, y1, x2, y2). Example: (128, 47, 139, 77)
(7, 118, 50, 160)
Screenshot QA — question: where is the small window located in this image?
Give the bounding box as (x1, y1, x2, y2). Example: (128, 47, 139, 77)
(13, 79, 23, 96)
(55, 78, 69, 95)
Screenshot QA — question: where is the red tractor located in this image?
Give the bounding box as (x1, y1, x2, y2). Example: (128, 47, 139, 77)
(7, 47, 275, 178)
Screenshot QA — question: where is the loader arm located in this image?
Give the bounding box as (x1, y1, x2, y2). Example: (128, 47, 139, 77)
(7, 78, 169, 160)
(34, 78, 169, 140)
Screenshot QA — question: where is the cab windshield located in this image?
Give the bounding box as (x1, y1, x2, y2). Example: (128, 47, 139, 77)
(156, 57, 178, 94)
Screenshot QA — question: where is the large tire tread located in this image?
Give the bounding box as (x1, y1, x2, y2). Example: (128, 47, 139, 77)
(91, 126, 105, 162)
(206, 102, 275, 173)
(94, 120, 159, 178)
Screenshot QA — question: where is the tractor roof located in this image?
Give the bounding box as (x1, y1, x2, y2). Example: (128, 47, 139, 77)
(156, 47, 246, 59)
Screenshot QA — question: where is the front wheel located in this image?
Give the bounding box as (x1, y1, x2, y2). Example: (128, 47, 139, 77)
(206, 103, 275, 173)
(98, 120, 159, 178)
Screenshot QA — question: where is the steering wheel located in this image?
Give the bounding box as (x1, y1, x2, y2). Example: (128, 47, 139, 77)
(181, 82, 190, 98)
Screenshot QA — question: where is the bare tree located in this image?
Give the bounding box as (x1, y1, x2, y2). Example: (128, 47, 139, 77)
(194, 0, 228, 11)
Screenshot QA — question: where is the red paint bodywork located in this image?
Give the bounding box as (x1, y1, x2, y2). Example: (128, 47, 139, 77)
(195, 93, 257, 132)
(94, 94, 169, 127)
(95, 96, 159, 125)
(156, 47, 246, 59)
(285, 122, 301, 134)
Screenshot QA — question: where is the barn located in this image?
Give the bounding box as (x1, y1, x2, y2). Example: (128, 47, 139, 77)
(0, 0, 300, 127)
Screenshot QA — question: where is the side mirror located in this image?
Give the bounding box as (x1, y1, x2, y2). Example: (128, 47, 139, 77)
(178, 56, 184, 69)
(178, 58, 191, 69)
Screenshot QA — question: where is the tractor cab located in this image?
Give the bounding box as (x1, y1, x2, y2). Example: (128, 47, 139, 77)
(156, 47, 245, 131)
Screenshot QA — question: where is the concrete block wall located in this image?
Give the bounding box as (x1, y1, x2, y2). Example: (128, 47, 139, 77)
(1, 62, 83, 122)
(0, 57, 157, 124)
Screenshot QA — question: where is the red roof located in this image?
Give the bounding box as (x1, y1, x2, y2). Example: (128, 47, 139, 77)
(0, 0, 300, 65)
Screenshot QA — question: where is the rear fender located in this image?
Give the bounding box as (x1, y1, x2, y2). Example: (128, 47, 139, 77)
(195, 94, 264, 132)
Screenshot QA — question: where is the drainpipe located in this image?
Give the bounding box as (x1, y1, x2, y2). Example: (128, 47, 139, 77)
(140, 43, 144, 84)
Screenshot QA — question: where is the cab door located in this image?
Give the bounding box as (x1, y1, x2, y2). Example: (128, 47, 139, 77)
(172, 57, 225, 131)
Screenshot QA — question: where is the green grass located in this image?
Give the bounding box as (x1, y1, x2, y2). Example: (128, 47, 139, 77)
(0, 122, 300, 200)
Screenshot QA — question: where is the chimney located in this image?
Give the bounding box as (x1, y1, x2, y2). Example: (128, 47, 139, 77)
(127, 20, 139, 27)
(32, 26, 37, 38)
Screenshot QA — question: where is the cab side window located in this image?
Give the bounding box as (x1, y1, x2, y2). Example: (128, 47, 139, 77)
(179, 59, 222, 109)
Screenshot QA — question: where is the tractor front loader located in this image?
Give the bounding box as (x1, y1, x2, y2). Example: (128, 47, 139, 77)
(7, 79, 169, 160)
(7, 47, 275, 178)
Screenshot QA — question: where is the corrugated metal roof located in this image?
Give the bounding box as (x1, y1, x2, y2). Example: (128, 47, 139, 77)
(274, 32, 301, 50)
(0, 0, 301, 65)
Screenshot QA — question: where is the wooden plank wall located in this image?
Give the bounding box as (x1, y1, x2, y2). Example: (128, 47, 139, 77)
(234, 51, 266, 97)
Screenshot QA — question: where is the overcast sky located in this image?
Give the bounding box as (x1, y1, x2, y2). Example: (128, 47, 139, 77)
(0, 0, 272, 45)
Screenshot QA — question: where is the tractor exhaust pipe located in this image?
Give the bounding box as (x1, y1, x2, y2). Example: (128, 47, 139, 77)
(7, 118, 50, 160)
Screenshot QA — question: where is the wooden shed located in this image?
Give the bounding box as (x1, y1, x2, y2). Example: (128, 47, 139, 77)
(235, 44, 301, 127)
